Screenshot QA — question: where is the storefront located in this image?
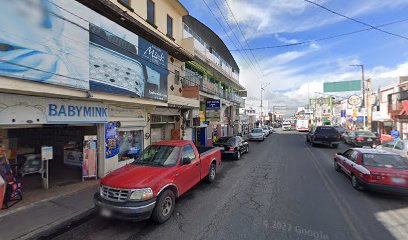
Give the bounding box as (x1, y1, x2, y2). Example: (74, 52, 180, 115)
(150, 108, 181, 143)
(0, 93, 106, 192)
(103, 105, 148, 174)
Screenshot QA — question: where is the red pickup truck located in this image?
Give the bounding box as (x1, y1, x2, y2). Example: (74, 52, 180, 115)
(94, 140, 221, 223)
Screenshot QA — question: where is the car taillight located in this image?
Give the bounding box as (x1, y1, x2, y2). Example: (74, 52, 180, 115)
(356, 137, 364, 141)
(229, 147, 235, 151)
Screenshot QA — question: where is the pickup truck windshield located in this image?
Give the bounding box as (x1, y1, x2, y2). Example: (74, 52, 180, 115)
(363, 154, 408, 169)
(132, 145, 181, 167)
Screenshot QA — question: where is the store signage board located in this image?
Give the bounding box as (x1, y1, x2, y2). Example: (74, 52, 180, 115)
(324, 80, 361, 93)
(348, 95, 361, 106)
(41, 146, 53, 161)
(0, 93, 108, 125)
(206, 100, 221, 121)
(109, 106, 145, 120)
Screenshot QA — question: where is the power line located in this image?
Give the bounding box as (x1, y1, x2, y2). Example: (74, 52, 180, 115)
(223, 0, 264, 76)
(212, 0, 263, 78)
(230, 17, 408, 51)
(304, 0, 408, 41)
(201, 0, 263, 80)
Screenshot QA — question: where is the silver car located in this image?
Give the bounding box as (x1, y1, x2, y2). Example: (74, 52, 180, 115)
(249, 128, 265, 141)
(262, 127, 270, 137)
(376, 139, 408, 158)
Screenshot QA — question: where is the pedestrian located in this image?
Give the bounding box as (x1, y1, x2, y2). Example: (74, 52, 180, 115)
(213, 134, 217, 144)
(391, 128, 400, 140)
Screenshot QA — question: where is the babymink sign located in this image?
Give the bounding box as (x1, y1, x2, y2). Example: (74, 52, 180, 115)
(0, 93, 108, 125)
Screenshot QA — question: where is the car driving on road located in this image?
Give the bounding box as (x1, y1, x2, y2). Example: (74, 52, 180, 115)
(213, 136, 249, 160)
(306, 126, 341, 148)
(249, 128, 265, 141)
(334, 148, 408, 195)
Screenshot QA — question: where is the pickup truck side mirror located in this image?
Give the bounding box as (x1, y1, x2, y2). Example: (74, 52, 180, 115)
(337, 152, 343, 156)
(182, 157, 191, 165)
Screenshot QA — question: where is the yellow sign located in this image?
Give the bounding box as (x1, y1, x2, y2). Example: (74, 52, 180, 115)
(352, 108, 358, 117)
(199, 111, 205, 122)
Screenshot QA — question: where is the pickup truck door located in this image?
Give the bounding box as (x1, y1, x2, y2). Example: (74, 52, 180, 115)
(175, 144, 201, 194)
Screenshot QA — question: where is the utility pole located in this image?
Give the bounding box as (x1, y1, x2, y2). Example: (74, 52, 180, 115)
(260, 83, 271, 127)
(351, 64, 366, 130)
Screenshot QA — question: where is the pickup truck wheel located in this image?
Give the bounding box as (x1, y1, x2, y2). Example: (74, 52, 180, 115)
(332, 144, 339, 149)
(206, 164, 216, 183)
(151, 190, 175, 223)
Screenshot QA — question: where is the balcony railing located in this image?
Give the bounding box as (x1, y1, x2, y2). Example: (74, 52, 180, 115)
(181, 76, 245, 105)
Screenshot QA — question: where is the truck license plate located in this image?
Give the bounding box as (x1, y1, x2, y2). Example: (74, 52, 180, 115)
(100, 208, 112, 218)
(367, 138, 372, 142)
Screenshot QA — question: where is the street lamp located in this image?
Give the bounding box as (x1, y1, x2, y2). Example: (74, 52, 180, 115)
(350, 64, 367, 130)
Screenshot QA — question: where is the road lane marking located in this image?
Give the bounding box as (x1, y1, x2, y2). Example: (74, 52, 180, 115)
(305, 147, 364, 240)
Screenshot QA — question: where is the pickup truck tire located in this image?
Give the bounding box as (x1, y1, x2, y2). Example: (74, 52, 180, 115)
(332, 144, 339, 149)
(206, 163, 216, 183)
(151, 190, 175, 223)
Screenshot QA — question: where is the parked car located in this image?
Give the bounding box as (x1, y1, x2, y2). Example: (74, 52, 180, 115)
(306, 126, 341, 148)
(94, 140, 222, 223)
(334, 148, 408, 194)
(377, 139, 408, 158)
(267, 126, 274, 134)
(262, 127, 270, 137)
(249, 128, 265, 141)
(343, 131, 379, 148)
(213, 136, 249, 160)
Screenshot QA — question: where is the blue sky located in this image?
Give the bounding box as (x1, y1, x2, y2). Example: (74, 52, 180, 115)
(179, 0, 408, 113)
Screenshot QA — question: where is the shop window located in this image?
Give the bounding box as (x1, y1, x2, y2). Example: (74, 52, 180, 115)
(118, 130, 144, 162)
(167, 15, 173, 38)
(147, 0, 155, 25)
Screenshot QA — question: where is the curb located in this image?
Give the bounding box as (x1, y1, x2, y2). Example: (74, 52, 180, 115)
(24, 208, 96, 240)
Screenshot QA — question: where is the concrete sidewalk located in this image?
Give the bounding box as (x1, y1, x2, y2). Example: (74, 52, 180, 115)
(0, 186, 97, 240)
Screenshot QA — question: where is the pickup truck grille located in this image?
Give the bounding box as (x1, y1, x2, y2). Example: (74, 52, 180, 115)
(100, 185, 130, 202)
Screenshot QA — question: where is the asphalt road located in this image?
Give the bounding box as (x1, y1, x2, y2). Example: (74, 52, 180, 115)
(53, 130, 408, 240)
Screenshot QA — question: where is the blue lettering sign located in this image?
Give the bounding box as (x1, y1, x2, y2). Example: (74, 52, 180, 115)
(75, 106, 83, 116)
(84, 107, 92, 117)
(49, 104, 58, 116)
(68, 105, 76, 116)
(58, 105, 67, 116)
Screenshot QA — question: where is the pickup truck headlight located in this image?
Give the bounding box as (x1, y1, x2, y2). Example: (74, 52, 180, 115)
(129, 188, 154, 201)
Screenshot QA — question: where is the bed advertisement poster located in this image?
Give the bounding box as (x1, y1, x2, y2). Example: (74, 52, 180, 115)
(0, 0, 168, 101)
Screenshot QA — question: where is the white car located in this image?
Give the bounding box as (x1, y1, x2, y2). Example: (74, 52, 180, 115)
(282, 121, 291, 131)
(249, 128, 265, 141)
(262, 127, 270, 137)
(376, 139, 408, 158)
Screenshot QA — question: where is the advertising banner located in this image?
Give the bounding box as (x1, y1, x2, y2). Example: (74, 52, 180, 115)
(0, 1, 168, 101)
(105, 122, 119, 158)
(83, 135, 97, 179)
(206, 100, 221, 121)
(0, 93, 108, 125)
(109, 105, 145, 121)
(0, 0, 89, 90)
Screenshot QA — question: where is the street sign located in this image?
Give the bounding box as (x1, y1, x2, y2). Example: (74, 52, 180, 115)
(323, 80, 361, 93)
(348, 95, 361, 106)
